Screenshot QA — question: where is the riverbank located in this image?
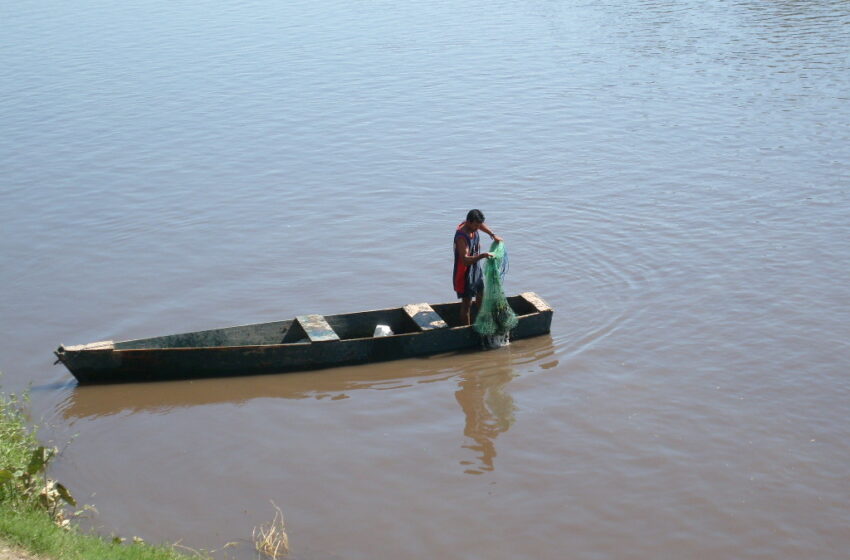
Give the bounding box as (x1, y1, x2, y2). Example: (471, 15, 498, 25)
(0, 391, 201, 560)
(1, 538, 44, 560)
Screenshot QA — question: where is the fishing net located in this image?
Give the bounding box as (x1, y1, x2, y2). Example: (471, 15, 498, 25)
(474, 241, 518, 345)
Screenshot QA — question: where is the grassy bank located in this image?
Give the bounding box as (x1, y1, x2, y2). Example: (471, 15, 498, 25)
(0, 392, 201, 560)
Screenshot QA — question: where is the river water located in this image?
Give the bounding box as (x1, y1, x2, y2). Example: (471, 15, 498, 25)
(2, 1, 849, 558)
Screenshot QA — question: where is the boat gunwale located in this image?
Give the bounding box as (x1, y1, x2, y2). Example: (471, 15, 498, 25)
(56, 293, 550, 358)
(61, 311, 548, 354)
(111, 310, 546, 352)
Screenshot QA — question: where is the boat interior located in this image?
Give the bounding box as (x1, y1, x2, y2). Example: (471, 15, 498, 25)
(113, 296, 541, 350)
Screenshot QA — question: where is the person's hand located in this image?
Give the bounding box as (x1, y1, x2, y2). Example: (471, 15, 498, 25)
(492, 234, 503, 243)
(479, 252, 493, 260)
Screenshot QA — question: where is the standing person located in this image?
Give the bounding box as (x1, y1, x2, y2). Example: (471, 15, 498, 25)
(453, 209, 503, 325)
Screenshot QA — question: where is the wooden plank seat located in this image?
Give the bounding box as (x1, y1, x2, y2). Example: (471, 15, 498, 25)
(295, 314, 340, 342)
(521, 292, 552, 312)
(403, 303, 449, 331)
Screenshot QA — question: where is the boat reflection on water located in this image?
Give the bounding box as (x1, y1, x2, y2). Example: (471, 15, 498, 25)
(60, 335, 556, 474)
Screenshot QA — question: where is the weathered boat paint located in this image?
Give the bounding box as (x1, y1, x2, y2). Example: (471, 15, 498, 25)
(54, 293, 553, 384)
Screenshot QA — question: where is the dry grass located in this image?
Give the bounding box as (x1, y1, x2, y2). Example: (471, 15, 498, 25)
(252, 502, 289, 559)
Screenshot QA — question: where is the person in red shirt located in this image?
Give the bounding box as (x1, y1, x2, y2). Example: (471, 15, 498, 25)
(453, 209, 502, 325)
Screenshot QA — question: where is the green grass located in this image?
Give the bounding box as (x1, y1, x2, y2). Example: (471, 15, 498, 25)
(0, 391, 204, 560)
(0, 508, 199, 560)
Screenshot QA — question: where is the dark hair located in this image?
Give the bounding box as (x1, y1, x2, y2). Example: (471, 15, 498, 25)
(466, 209, 485, 223)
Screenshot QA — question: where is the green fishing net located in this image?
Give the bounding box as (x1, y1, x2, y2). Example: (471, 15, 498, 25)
(474, 241, 518, 338)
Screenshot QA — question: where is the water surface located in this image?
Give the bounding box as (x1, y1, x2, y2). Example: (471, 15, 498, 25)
(1, 1, 849, 558)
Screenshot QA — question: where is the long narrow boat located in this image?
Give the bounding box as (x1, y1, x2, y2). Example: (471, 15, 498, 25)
(55, 292, 552, 385)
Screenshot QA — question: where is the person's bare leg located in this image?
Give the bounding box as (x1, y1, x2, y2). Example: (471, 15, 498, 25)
(460, 297, 472, 325)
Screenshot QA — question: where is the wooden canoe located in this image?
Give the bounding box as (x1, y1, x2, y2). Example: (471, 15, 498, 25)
(54, 292, 553, 385)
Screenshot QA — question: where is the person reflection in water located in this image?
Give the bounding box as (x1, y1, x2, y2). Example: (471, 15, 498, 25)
(455, 366, 516, 475)
(453, 209, 502, 325)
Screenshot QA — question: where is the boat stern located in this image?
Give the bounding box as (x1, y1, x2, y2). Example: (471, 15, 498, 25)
(510, 292, 554, 339)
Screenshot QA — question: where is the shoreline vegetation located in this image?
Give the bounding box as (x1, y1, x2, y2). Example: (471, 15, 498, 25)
(0, 390, 203, 560)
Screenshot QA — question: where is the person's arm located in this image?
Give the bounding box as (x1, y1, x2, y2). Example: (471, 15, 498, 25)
(479, 224, 503, 243)
(456, 236, 491, 265)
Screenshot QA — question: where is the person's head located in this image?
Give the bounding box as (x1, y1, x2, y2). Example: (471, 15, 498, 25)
(466, 209, 485, 230)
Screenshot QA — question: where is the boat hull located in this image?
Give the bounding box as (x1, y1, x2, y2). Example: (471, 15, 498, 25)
(55, 293, 553, 384)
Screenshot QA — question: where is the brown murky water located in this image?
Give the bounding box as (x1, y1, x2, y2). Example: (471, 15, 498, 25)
(2, 1, 849, 558)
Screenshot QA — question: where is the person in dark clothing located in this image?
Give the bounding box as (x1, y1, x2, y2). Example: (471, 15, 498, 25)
(453, 209, 502, 325)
